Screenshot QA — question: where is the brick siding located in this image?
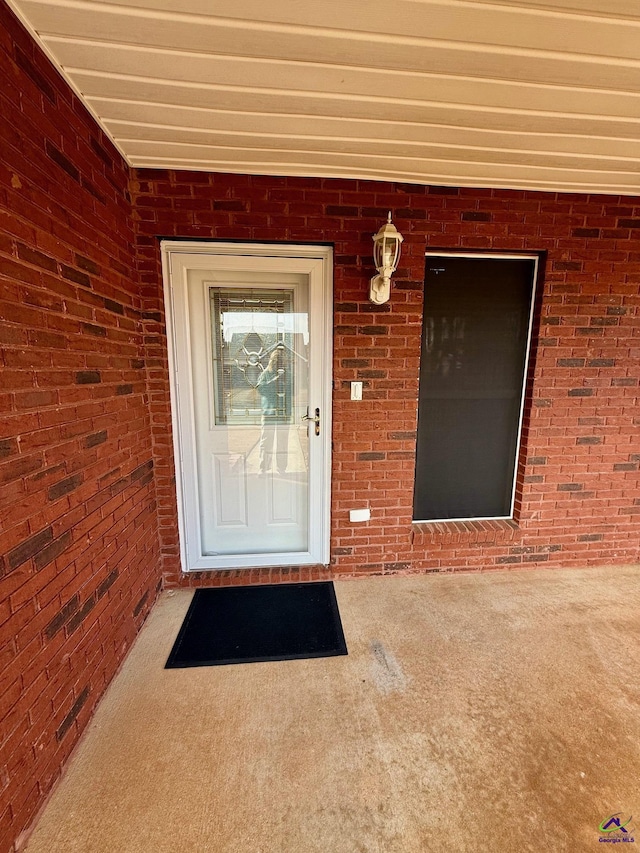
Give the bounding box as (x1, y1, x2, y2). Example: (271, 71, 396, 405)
(132, 175, 640, 585)
(0, 6, 161, 851)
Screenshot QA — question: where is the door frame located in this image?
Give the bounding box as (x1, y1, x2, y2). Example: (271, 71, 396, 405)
(161, 240, 333, 572)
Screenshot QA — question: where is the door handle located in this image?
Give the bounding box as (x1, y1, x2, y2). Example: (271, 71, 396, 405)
(301, 407, 320, 436)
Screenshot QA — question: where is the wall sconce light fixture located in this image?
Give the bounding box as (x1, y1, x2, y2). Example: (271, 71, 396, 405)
(369, 212, 404, 305)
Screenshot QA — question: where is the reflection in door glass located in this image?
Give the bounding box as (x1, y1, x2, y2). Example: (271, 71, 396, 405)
(208, 287, 310, 495)
(210, 289, 309, 427)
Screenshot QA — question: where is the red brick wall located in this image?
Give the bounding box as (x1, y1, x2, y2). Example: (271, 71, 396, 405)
(133, 172, 640, 585)
(0, 7, 161, 851)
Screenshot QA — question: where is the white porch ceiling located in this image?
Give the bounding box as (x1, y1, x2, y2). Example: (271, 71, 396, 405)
(8, 0, 640, 195)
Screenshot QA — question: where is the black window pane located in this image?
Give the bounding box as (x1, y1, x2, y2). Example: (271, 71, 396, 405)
(413, 256, 537, 521)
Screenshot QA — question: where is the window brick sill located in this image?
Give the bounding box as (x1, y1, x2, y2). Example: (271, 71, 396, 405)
(412, 518, 519, 544)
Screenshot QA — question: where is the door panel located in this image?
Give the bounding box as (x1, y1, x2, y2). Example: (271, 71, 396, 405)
(163, 243, 332, 571)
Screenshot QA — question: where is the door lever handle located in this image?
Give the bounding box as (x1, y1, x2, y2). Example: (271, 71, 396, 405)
(301, 407, 320, 436)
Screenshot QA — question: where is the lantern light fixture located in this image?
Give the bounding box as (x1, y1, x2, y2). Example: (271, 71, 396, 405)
(369, 212, 404, 305)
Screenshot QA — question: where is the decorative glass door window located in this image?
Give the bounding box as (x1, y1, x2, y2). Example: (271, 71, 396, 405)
(211, 289, 307, 426)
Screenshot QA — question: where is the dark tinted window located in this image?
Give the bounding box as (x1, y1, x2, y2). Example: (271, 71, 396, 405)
(413, 256, 537, 521)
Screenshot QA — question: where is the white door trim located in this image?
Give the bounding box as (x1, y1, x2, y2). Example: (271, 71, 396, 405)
(161, 241, 333, 572)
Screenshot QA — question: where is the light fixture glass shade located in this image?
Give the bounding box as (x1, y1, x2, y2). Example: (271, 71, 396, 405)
(370, 213, 403, 304)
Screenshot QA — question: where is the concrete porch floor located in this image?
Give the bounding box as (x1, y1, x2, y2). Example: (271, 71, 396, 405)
(23, 566, 640, 853)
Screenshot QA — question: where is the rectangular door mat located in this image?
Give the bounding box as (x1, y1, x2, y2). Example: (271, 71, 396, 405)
(165, 582, 348, 668)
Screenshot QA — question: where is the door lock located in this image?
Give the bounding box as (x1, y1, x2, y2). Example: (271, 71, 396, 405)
(302, 407, 321, 436)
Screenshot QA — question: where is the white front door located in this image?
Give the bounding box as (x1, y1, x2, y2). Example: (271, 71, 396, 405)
(162, 242, 332, 571)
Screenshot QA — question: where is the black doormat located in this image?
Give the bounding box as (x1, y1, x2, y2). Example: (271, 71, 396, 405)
(165, 582, 348, 668)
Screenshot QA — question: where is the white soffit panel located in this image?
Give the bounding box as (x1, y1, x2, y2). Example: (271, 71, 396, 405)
(6, 0, 640, 194)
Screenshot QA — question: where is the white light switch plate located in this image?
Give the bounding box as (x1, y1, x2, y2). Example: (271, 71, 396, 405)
(351, 381, 363, 401)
